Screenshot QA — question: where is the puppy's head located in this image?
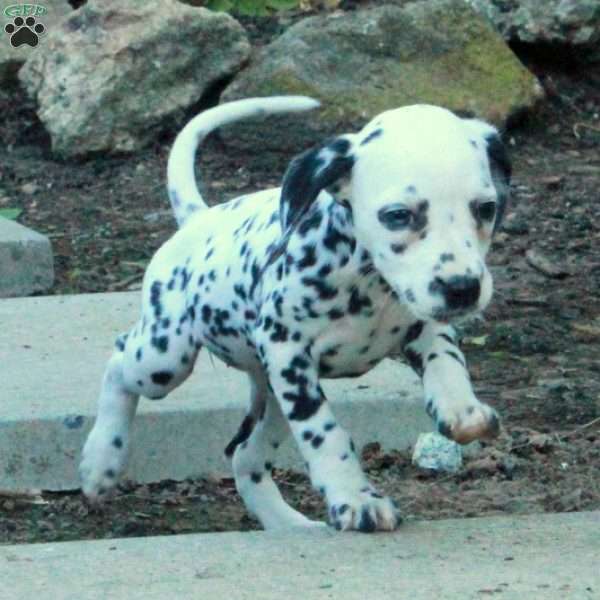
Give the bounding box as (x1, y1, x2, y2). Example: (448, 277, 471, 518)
(280, 104, 511, 323)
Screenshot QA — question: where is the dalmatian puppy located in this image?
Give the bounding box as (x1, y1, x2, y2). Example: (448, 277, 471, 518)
(80, 96, 510, 532)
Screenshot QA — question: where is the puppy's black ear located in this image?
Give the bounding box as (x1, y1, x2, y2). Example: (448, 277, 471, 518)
(280, 135, 355, 232)
(484, 133, 511, 234)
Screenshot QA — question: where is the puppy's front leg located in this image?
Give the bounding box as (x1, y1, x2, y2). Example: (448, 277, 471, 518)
(262, 342, 401, 532)
(403, 321, 500, 444)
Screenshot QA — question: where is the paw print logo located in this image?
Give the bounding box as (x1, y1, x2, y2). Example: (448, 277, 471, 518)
(5, 16, 45, 48)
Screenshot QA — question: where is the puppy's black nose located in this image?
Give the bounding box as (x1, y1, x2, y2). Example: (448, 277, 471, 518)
(432, 275, 481, 310)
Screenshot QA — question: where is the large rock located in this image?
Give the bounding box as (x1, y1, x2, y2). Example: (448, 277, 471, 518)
(467, 0, 600, 62)
(221, 0, 542, 152)
(0, 1, 72, 85)
(19, 0, 250, 158)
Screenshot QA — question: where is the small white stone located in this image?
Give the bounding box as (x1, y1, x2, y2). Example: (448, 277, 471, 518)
(412, 432, 463, 473)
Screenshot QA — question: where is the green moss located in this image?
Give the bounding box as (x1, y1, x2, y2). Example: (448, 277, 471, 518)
(225, 0, 540, 138)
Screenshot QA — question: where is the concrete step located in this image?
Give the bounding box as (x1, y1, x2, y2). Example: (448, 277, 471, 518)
(0, 217, 54, 297)
(0, 292, 429, 491)
(1, 511, 597, 599)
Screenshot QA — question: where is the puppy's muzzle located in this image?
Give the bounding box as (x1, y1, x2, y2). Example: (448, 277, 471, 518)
(431, 275, 481, 311)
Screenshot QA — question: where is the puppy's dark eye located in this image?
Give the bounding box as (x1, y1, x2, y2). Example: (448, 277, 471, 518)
(477, 201, 496, 222)
(378, 205, 413, 230)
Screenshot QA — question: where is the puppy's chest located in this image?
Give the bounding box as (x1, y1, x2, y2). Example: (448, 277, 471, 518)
(311, 292, 413, 378)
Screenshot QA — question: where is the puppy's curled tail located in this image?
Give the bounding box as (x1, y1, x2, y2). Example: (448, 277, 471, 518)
(167, 96, 321, 228)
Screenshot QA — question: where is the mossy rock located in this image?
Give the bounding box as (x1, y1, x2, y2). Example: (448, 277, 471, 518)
(222, 0, 542, 154)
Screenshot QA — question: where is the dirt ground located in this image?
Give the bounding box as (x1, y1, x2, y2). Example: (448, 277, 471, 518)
(0, 15, 599, 545)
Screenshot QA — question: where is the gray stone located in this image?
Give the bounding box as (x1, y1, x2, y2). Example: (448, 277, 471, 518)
(0, 217, 54, 297)
(412, 431, 463, 472)
(19, 0, 250, 158)
(0, 1, 72, 85)
(221, 0, 542, 152)
(1, 512, 599, 599)
(467, 0, 600, 62)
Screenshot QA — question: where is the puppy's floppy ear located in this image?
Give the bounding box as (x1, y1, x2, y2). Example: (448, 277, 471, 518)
(484, 132, 511, 234)
(280, 135, 355, 232)
(463, 118, 512, 235)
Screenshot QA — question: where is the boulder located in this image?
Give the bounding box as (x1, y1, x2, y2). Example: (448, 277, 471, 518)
(467, 0, 600, 62)
(19, 0, 250, 158)
(221, 0, 542, 152)
(0, 1, 72, 85)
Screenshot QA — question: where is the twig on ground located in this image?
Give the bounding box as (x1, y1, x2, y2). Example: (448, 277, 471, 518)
(573, 122, 600, 139)
(108, 273, 143, 291)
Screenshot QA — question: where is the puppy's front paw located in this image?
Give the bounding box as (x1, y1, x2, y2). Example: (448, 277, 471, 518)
(79, 425, 129, 502)
(437, 401, 500, 445)
(328, 487, 401, 533)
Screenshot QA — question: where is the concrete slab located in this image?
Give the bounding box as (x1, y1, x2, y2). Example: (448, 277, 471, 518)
(0, 217, 54, 297)
(1, 512, 598, 599)
(0, 292, 429, 491)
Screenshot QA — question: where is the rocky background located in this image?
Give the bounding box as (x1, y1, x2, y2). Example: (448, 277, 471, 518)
(1, 0, 595, 159)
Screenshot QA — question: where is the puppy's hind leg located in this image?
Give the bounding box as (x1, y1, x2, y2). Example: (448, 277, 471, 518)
(80, 313, 201, 502)
(231, 373, 324, 530)
(79, 349, 139, 503)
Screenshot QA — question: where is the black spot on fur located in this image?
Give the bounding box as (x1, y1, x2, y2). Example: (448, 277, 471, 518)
(318, 359, 333, 375)
(302, 276, 338, 301)
(233, 284, 247, 301)
(360, 128, 383, 146)
(405, 288, 416, 303)
(323, 222, 356, 254)
(403, 320, 424, 347)
(150, 281, 163, 318)
(297, 244, 318, 270)
(201, 305, 212, 324)
(438, 420, 452, 439)
(358, 508, 377, 533)
(445, 349, 465, 367)
(411, 200, 429, 232)
(270, 322, 289, 343)
(297, 209, 323, 236)
(113, 436, 123, 449)
(151, 336, 169, 353)
(286, 393, 323, 421)
(438, 333, 455, 345)
(348, 288, 372, 314)
(404, 348, 423, 376)
(225, 414, 255, 457)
